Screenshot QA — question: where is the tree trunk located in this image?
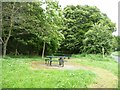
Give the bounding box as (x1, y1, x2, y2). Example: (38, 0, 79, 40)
(3, 43, 7, 57)
(3, 2, 15, 57)
(3, 27, 12, 57)
(42, 42, 45, 58)
(15, 49, 18, 56)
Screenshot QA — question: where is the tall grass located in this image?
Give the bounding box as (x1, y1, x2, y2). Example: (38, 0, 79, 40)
(2, 57, 96, 88)
(112, 51, 120, 56)
(72, 54, 118, 76)
(2, 54, 118, 88)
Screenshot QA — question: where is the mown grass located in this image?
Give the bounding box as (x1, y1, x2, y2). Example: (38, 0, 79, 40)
(72, 54, 118, 76)
(2, 56, 96, 88)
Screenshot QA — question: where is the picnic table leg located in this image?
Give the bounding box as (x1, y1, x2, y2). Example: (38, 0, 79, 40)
(59, 60, 61, 65)
(59, 59, 64, 67)
(45, 59, 46, 64)
(62, 62, 64, 67)
(47, 59, 49, 65)
(49, 57, 52, 66)
(50, 61, 52, 66)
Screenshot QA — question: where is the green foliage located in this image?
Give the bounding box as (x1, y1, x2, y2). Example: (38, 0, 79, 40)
(60, 5, 116, 54)
(2, 2, 45, 55)
(42, 0, 64, 53)
(114, 36, 120, 51)
(2, 1, 64, 56)
(2, 2, 116, 56)
(83, 23, 114, 54)
(72, 53, 87, 58)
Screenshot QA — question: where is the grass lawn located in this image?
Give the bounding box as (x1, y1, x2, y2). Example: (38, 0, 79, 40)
(112, 51, 120, 56)
(2, 56, 95, 88)
(2, 54, 118, 88)
(72, 54, 118, 76)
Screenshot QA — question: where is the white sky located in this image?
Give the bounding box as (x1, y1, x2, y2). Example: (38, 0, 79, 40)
(58, 0, 119, 36)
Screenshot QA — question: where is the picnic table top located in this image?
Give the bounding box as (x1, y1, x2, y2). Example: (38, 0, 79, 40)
(46, 56, 65, 58)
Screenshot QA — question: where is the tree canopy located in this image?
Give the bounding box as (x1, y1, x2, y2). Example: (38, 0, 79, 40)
(83, 23, 114, 54)
(1, 1, 117, 57)
(60, 5, 116, 54)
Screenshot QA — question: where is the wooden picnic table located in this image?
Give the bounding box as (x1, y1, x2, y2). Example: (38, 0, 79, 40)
(45, 56, 66, 66)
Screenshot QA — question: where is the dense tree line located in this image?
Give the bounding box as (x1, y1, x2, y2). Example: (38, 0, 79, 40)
(60, 5, 116, 54)
(2, 1, 64, 57)
(1, 0, 117, 57)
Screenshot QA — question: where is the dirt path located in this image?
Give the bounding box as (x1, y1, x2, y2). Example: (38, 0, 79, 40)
(65, 62, 118, 88)
(87, 66, 118, 88)
(30, 61, 118, 88)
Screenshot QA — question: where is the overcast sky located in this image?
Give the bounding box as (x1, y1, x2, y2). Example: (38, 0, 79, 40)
(58, 0, 119, 36)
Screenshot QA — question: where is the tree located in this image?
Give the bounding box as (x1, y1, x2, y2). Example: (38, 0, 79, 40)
(2, 1, 64, 57)
(2, 2, 45, 56)
(41, 0, 64, 58)
(60, 5, 116, 54)
(83, 23, 114, 54)
(2, 2, 19, 57)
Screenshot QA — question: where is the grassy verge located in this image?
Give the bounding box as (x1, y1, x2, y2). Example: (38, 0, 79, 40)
(112, 51, 120, 56)
(2, 56, 96, 88)
(72, 54, 118, 76)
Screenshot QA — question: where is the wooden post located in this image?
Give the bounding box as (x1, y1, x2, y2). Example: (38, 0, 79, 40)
(102, 47, 104, 58)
